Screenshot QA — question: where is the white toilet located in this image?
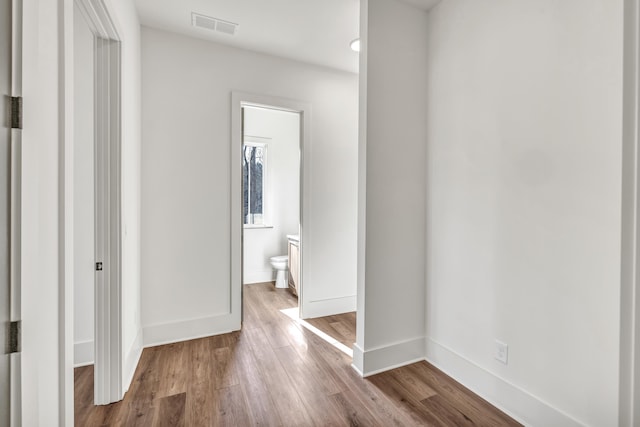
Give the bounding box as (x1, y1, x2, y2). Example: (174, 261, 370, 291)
(269, 255, 289, 288)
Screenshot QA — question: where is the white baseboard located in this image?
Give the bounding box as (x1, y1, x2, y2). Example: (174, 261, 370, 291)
(74, 340, 94, 367)
(301, 295, 356, 319)
(243, 270, 274, 284)
(143, 313, 240, 348)
(425, 337, 585, 427)
(123, 328, 143, 393)
(352, 343, 365, 375)
(351, 336, 426, 377)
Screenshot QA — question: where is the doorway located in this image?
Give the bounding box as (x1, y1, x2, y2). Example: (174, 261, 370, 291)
(71, 0, 124, 406)
(241, 105, 301, 306)
(72, 0, 95, 374)
(232, 93, 356, 360)
(231, 92, 311, 325)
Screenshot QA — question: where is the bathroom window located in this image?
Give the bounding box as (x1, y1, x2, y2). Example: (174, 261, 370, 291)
(243, 142, 266, 226)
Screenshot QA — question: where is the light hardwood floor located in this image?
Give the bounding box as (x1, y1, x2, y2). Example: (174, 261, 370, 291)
(75, 282, 521, 426)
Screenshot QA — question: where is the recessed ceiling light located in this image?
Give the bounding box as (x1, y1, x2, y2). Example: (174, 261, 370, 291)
(350, 38, 360, 53)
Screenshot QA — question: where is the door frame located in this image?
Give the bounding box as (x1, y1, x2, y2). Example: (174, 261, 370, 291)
(621, 0, 640, 425)
(62, 0, 124, 414)
(231, 92, 311, 320)
(8, 0, 22, 425)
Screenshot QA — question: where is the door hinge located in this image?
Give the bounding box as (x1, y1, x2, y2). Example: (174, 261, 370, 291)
(96, 262, 103, 271)
(7, 321, 20, 354)
(10, 96, 22, 129)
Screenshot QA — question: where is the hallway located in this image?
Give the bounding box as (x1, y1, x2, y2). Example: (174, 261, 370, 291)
(75, 282, 519, 426)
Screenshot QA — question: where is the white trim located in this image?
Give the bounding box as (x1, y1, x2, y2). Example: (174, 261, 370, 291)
(354, 0, 369, 377)
(60, 1, 74, 424)
(231, 94, 242, 328)
(64, 0, 124, 409)
(74, 340, 94, 367)
(9, 353, 20, 427)
(10, 0, 21, 96)
(94, 37, 123, 405)
(142, 313, 238, 348)
(351, 344, 364, 376)
(10, 0, 22, 425)
(71, 333, 140, 374)
(92, 35, 123, 406)
(10, 0, 21, 320)
(425, 337, 584, 427)
(231, 91, 311, 323)
(243, 270, 274, 285)
(621, 0, 640, 425)
(300, 295, 357, 319)
(74, 0, 121, 41)
(352, 336, 425, 377)
(243, 224, 274, 229)
(122, 329, 142, 392)
(244, 134, 271, 141)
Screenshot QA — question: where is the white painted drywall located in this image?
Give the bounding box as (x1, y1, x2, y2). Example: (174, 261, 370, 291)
(140, 27, 358, 344)
(425, 1, 623, 426)
(109, 0, 144, 390)
(242, 106, 300, 285)
(73, 5, 95, 367)
(354, 0, 429, 374)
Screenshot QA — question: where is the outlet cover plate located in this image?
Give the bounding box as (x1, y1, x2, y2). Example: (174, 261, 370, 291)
(494, 340, 508, 364)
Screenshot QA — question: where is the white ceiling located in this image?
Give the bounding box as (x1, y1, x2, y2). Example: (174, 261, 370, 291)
(134, 0, 361, 73)
(403, 0, 442, 11)
(134, 0, 441, 74)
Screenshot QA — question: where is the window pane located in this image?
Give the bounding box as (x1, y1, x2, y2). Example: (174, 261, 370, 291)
(243, 144, 265, 225)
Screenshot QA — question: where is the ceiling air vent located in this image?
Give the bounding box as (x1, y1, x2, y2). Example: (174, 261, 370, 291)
(191, 12, 238, 36)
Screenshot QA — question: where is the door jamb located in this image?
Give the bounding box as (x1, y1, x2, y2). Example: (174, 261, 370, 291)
(63, 0, 124, 415)
(92, 33, 123, 405)
(621, 0, 640, 425)
(9, 0, 22, 425)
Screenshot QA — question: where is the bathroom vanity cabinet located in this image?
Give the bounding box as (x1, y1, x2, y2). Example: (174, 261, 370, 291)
(288, 239, 299, 296)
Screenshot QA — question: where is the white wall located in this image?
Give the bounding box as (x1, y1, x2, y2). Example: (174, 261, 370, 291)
(243, 106, 300, 285)
(354, 0, 429, 375)
(425, 1, 623, 426)
(141, 27, 358, 346)
(73, 5, 94, 368)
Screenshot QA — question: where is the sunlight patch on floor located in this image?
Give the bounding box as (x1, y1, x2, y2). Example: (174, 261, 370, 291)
(280, 307, 353, 357)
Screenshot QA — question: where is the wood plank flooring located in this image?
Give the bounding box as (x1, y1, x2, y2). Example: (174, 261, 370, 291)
(75, 282, 521, 426)
(306, 312, 356, 349)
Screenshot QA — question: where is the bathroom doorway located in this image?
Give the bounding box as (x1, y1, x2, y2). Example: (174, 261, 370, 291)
(230, 92, 310, 324)
(232, 96, 355, 360)
(242, 105, 301, 299)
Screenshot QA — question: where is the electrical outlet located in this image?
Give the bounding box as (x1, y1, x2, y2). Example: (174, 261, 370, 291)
(494, 340, 508, 364)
